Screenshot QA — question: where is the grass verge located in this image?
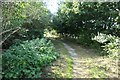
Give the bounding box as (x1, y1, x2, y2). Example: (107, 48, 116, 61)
(41, 38, 73, 78)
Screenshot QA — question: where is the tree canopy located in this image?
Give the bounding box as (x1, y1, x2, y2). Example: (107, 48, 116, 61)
(53, 2, 120, 38)
(2, 2, 52, 47)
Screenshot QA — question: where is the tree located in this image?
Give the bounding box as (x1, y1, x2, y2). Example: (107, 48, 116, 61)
(53, 2, 120, 38)
(2, 2, 51, 48)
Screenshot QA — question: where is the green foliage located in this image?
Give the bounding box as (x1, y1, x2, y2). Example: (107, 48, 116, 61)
(2, 2, 52, 48)
(2, 38, 59, 78)
(53, 2, 120, 37)
(76, 34, 93, 46)
(93, 33, 120, 58)
(66, 57, 73, 78)
(49, 40, 73, 78)
(53, 2, 120, 58)
(103, 36, 119, 58)
(89, 66, 107, 78)
(2, 2, 50, 30)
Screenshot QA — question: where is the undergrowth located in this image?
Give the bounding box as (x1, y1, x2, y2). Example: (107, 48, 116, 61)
(2, 38, 59, 78)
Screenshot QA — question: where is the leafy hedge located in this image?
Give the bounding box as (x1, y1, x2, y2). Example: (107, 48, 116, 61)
(2, 38, 59, 78)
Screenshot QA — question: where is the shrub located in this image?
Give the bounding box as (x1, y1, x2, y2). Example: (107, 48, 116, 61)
(73, 34, 92, 46)
(74, 34, 101, 50)
(2, 38, 59, 78)
(93, 33, 120, 58)
(103, 35, 119, 58)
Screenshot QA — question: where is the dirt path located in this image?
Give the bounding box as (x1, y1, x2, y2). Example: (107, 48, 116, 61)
(43, 38, 118, 78)
(62, 41, 118, 78)
(62, 42, 90, 78)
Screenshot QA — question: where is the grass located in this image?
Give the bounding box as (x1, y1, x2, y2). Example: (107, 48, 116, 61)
(63, 39, 118, 78)
(41, 38, 73, 78)
(89, 66, 107, 78)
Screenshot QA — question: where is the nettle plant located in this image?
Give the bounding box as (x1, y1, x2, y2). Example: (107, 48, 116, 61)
(93, 33, 120, 58)
(2, 38, 59, 78)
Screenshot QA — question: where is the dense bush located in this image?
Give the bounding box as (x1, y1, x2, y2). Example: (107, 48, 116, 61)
(67, 34, 101, 50)
(2, 38, 59, 78)
(93, 33, 120, 58)
(76, 34, 94, 47)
